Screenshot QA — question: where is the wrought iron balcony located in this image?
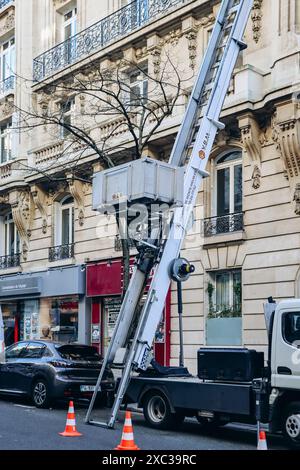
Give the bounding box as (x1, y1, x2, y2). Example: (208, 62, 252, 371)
(0, 253, 20, 270)
(49, 243, 75, 262)
(203, 212, 244, 237)
(0, 75, 15, 96)
(0, 0, 13, 10)
(33, 0, 186, 82)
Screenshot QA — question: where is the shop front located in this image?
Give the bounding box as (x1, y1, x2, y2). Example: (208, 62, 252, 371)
(0, 266, 86, 347)
(87, 259, 171, 366)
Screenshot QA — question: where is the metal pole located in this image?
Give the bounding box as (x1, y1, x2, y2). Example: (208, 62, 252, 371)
(177, 281, 184, 368)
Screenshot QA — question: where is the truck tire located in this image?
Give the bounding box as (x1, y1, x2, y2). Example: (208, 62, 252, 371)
(282, 402, 300, 449)
(143, 391, 184, 430)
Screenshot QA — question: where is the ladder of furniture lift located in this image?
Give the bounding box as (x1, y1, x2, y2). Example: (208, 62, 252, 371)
(85, 0, 253, 428)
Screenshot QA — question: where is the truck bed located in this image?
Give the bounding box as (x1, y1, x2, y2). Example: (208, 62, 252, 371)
(126, 375, 254, 416)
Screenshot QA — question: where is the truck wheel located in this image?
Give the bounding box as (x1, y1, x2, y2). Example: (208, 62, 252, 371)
(282, 402, 300, 449)
(143, 391, 184, 430)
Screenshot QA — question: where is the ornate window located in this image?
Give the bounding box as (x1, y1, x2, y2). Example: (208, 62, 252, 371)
(0, 37, 15, 83)
(126, 65, 148, 108)
(1, 212, 20, 256)
(64, 7, 77, 41)
(203, 150, 243, 237)
(56, 195, 74, 246)
(50, 196, 75, 262)
(0, 119, 12, 163)
(60, 97, 75, 138)
(215, 150, 243, 217)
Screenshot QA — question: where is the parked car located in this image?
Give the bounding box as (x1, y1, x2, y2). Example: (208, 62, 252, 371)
(0, 341, 115, 408)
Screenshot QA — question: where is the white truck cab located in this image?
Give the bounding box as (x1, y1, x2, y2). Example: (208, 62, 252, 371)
(270, 300, 300, 390)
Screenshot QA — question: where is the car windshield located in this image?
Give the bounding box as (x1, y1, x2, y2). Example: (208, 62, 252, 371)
(56, 345, 101, 361)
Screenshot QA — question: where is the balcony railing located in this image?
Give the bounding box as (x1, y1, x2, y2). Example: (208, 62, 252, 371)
(49, 244, 74, 262)
(0, 0, 13, 10)
(33, 0, 186, 82)
(0, 253, 20, 270)
(203, 212, 244, 237)
(0, 75, 14, 96)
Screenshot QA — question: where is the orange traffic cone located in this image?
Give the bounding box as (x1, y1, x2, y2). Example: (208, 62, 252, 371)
(59, 401, 82, 437)
(115, 410, 140, 451)
(257, 430, 268, 450)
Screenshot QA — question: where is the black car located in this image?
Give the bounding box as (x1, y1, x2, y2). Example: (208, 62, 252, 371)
(0, 341, 115, 408)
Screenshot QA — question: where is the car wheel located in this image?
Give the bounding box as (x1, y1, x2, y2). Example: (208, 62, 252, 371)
(143, 391, 184, 430)
(282, 402, 300, 449)
(31, 379, 51, 409)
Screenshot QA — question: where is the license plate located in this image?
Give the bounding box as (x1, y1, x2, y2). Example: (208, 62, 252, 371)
(80, 385, 96, 392)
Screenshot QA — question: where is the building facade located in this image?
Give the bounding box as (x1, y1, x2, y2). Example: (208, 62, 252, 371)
(0, 0, 299, 373)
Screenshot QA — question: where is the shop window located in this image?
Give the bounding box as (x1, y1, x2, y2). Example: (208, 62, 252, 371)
(102, 297, 122, 356)
(206, 270, 242, 346)
(49, 297, 79, 343)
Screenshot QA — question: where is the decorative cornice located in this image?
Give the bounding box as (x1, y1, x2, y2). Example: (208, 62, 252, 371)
(238, 113, 262, 164)
(31, 185, 48, 234)
(251, 0, 263, 43)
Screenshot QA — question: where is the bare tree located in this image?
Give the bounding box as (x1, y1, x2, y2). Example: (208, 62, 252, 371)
(15, 55, 187, 294)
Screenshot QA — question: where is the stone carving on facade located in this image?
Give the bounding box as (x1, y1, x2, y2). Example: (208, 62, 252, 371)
(271, 102, 300, 180)
(67, 175, 89, 227)
(238, 113, 262, 164)
(135, 46, 148, 61)
(151, 47, 162, 77)
(0, 193, 9, 205)
(214, 129, 230, 149)
(31, 185, 48, 234)
(9, 190, 34, 261)
(0, 95, 14, 120)
(184, 29, 198, 70)
(251, 0, 263, 43)
(0, 9, 15, 37)
(164, 28, 183, 47)
(252, 165, 261, 189)
(294, 183, 300, 216)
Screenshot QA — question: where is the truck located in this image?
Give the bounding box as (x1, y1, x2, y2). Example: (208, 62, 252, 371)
(124, 298, 300, 449)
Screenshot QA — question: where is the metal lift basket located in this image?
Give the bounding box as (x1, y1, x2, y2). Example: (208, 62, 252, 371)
(92, 157, 185, 212)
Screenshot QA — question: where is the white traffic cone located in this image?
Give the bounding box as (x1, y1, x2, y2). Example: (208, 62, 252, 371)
(257, 430, 268, 450)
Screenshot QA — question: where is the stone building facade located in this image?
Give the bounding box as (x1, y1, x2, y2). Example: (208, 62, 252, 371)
(0, 0, 299, 373)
